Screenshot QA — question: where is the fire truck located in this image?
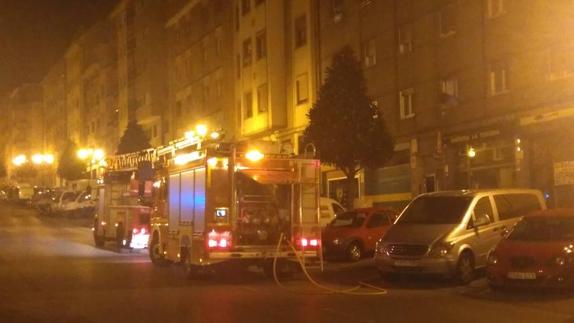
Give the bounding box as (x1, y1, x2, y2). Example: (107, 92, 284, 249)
(147, 132, 322, 277)
(92, 151, 154, 249)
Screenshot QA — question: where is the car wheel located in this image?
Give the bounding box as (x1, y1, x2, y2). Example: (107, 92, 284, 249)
(149, 235, 167, 266)
(347, 241, 363, 262)
(456, 251, 475, 285)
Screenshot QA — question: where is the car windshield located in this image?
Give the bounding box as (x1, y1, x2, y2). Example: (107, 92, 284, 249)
(330, 211, 367, 228)
(397, 196, 472, 224)
(508, 217, 574, 241)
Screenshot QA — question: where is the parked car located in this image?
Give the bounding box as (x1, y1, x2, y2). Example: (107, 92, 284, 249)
(322, 208, 398, 261)
(60, 191, 96, 217)
(36, 189, 62, 215)
(30, 187, 52, 209)
(46, 191, 78, 216)
(319, 197, 346, 227)
(375, 189, 546, 284)
(487, 209, 574, 290)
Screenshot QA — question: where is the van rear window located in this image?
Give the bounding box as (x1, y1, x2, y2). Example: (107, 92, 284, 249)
(397, 196, 472, 224)
(494, 194, 541, 220)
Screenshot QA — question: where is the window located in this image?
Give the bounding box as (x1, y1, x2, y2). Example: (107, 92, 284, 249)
(296, 74, 309, 104)
(294, 15, 307, 48)
(439, 5, 456, 37)
(472, 197, 494, 224)
(399, 88, 415, 119)
(242, 38, 252, 67)
(439, 76, 459, 106)
(331, 0, 344, 22)
(441, 77, 458, 98)
(257, 83, 268, 113)
(398, 24, 413, 54)
(362, 38, 377, 68)
(487, 0, 505, 18)
(549, 47, 574, 81)
(366, 213, 391, 228)
(494, 194, 542, 221)
(241, 0, 250, 15)
(244, 91, 253, 119)
(256, 29, 266, 60)
(489, 60, 508, 95)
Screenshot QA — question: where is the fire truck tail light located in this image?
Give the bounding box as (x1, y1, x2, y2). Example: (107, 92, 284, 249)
(297, 237, 320, 249)
(207, 230, 232, 249)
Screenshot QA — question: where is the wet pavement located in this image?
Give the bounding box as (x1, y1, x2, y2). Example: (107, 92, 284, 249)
(0, 204, 573, 323)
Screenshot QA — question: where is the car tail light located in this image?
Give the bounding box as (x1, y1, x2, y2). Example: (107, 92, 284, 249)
(207, 230, 232, 250)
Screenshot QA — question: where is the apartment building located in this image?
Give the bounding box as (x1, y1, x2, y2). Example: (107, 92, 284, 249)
(165, 0, 235, 140)
(235, 0, 319, 153)
(5, 84, 44, 182)
(110, 0, 167, 147)
(317, 0, 574, 208)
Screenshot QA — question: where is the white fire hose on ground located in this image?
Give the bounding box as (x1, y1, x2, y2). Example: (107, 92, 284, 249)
(273, 233, 388, 296)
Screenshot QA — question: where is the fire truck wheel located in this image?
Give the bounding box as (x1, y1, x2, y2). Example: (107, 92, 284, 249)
(116, 223, 125, 249)
(93, 219, 105, 248)
(183, 249, 200, 279)
(149, 237, 167, 266)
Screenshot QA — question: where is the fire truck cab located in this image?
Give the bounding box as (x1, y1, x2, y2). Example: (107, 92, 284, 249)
(149, 139, 322, 277)
(92, 159, 153, 249)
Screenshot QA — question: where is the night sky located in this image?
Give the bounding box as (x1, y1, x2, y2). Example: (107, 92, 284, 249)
(0, 0, 117, 96)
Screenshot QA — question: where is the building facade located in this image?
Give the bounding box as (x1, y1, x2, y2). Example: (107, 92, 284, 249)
(165, 0, 235, 140)
(110, 0, 168, 147)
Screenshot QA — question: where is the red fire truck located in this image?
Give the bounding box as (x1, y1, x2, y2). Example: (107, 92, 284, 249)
(92, 153, 154, 249)
(147, 133, 322, 277)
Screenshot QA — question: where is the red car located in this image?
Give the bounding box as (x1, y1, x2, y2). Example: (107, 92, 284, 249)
(322, 208, 397, 262)
(487, 209, 574, 289)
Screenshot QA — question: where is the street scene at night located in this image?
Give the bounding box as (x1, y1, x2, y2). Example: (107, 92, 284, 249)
(2, 0, 574, 322)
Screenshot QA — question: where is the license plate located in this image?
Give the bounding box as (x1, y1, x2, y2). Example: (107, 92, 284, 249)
(394, 260, 417, 267)
(507, 272, 536, 280)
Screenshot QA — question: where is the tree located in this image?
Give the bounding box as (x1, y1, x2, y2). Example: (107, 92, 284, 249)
(304, 46, 394, 209)
(57, 140, 87, 181)
(116, 119, 151, 154)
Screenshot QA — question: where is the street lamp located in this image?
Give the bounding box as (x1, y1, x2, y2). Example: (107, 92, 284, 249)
(77, 147, 105, 180)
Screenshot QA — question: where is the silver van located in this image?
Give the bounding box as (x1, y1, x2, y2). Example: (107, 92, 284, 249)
(374, 189, 546, 284)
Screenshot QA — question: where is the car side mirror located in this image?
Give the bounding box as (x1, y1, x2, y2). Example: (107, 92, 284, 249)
(474, 213, 491, 227)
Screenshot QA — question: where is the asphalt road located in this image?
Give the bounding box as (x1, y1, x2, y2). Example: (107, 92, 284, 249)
(0, 204, 573, 323)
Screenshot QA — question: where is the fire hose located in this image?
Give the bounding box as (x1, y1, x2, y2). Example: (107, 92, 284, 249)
(272, 233, 388, 295)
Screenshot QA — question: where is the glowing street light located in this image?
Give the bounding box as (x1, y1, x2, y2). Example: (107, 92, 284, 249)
(196, 124, 208, 137)
(31, 154, 44, 165)
(12, 155, 27, 166)
(245, 149, 264, 162)
(467, 147, 476, 158)
(93, 149, 105, 161)
(77, 148, 92, 160)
